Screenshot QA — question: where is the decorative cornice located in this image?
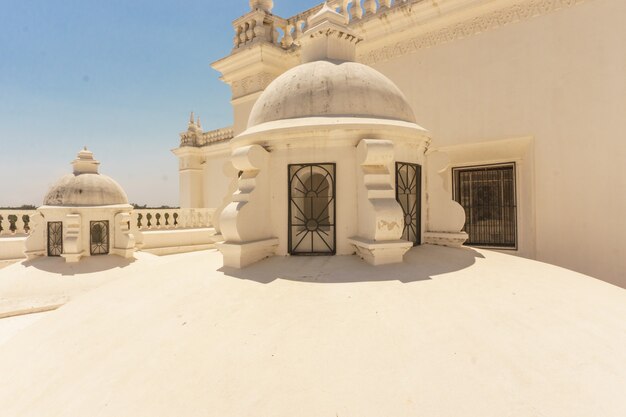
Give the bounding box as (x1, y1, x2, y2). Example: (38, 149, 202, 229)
(231, 72, 275, 99)
(359, 0, 586, 65)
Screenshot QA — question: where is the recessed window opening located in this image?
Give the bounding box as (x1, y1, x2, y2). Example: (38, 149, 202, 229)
(288, 163, 336, 255)
(453, 163, 517, 249)
(90, 220, 110, 255)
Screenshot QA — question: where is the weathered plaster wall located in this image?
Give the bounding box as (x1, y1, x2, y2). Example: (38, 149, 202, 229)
(371, 0, 626, 285)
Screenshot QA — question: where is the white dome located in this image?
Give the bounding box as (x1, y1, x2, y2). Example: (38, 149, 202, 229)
(44, 173, 128, 207)
(248, 60, 417, 128)
(43, 148, 128, 207)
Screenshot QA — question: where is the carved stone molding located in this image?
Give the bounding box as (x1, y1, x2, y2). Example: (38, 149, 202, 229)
(231, 71, 275, 99)
(359, 0, 586, 65)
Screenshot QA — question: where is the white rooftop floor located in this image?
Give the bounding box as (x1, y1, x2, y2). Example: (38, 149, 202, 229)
(0, 246, 625, 417)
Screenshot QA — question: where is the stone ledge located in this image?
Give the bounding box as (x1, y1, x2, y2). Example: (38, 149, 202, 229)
(424, 231, 469, 248)
(349, 237, 413, 266)
(217, 238, 279, 269)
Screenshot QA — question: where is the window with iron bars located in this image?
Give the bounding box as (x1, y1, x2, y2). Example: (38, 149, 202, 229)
(453, 163, 517, 249)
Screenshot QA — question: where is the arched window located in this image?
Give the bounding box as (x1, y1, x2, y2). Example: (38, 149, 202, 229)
(288, 164, 336, 255)
(90, 220, 110, 255)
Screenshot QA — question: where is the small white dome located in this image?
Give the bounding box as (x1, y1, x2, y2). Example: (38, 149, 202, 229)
(43, 148, 128, 207)
(248, 60, 417, 128)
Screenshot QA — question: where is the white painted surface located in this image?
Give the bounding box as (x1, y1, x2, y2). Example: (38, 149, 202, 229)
(0, 247, 625, 416)
(370, 0, 626, 286)
(0, 312, 50, 347)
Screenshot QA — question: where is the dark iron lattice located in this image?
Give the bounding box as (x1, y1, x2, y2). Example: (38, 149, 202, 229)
(288, 163, 336, 255)
(453, 164, 517, 249)
(47, 222, 63, 257)
(90, 220, 110, 255)
(396, 162, 422, 246)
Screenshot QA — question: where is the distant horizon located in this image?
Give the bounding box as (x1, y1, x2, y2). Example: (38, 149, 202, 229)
(0, 0, 320, 207)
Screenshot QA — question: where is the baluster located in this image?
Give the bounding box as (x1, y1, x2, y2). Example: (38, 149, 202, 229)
(234, 25, 243, 48)
(254, 15, 265, 42)
(350, 0, 363, 20)
(363, 0, 377, 15)
(0, 214, 8, 236)
(246, 21, 255, 43)
(338, 0, 351, 21)
(173, 212, 180, 228)
(380, 0, 392, 9)
(282, 23, 294, 48)
(294, 20, 304, 43)
(15, 213, 26, 235)
(155, 213, 162, 229)
(238, 24, 247, 45)
(164, 212, 170, 228)
(146, 213, 153, 229)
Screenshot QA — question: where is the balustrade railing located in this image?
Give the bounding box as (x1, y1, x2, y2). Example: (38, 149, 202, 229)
(180, 126, 234, 148)
(233, 0, 416, 52)
(0, 210, 36, 236)
(131, 208, 215, 232)
(0, 208, 214, 237)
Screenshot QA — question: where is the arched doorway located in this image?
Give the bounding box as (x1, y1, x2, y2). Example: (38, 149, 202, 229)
(288, 163, 336, 255)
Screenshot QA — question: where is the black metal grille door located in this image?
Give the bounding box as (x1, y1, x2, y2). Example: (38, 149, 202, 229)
(453, 164, 517, 248)
(288, 163, 336, 255)
(47, 222, 63, 257)
(90, 220, 110, 255)
(396, 162, 422, 246)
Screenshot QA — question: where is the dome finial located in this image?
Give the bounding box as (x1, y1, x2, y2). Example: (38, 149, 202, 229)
(249, 0, 273, 13)
(73, 147, 100, 175)
(301, 1, 363, 64)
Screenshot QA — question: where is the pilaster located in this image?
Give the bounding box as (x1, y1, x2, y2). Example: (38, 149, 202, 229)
(218, 145, 278, 268)
(349, 139, 412, 265)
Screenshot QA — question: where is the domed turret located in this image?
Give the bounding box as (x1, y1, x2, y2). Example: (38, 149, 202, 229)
(246, 3, 416, 129)
(44, 148, 128, 207)
(248, 61, 417, 127)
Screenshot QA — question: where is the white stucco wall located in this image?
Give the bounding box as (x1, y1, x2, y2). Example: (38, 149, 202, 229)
(202, 153, 232, 210)
(370, 0, 626, 286)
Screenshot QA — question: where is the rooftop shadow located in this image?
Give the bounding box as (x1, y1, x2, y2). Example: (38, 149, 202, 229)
(220, 244, 484, 284)
(22, 255, 135, 276)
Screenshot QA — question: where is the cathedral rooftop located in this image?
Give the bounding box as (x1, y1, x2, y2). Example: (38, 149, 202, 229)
(1, 246, 625, 416)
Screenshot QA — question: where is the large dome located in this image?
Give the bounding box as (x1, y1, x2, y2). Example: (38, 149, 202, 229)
(248, 60, 417, 128)
(43, 148, 128, 207)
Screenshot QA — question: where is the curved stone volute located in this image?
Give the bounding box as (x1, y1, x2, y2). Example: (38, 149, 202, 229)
(424, 151, 468, 247)
(218, 145, 278, 268)
(349, 139, 413, 265)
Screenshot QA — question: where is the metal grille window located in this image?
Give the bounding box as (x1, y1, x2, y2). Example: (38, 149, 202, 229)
(396, 162, 422, 246)
(288, 163, 336, 255)
(90, 220, 110, 255)
(453, 164, 517, 249)
(47, 222, 63, 256)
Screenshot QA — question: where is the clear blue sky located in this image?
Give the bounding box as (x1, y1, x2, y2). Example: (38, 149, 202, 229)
(0, 0, 318, 207)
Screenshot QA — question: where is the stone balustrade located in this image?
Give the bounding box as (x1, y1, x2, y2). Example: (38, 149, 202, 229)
(131, 208, 215, 231)
(232, 1, 417, 52)
(0, 209, 215, 237)
(0, 210, 36, 236)
(180, 126, 234, 148)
